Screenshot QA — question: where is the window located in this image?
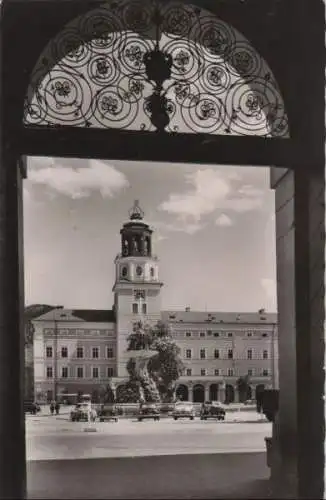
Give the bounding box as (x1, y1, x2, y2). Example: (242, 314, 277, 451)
(200, 348, 206, 359)
(107, 347, 114, 358)
(185, 349, 192, 359)
(46, 346, 53, 358)
(136, 265, 143, 276)
(228, 332, 233, 337)
(186, 368, 192, 376)
(214, 369, 220, 376)
(77, 367, 84, 378)
(142, 303, 147, 314)
(61, 346, 68, 358)
(227, 368, 234, 376)
(61, 367, 68, 378)
(92, 367, 99, 378)
(92, 347, 99, 359)
(228, 349, 233, 359)
(214, 349, 219, 359)
(76, 347, 84, 358)
(262, 333, 268, 338)
(214, 332, 219, 337)
(262, 369, 269, 376)
(46, 366, 53, 378)
(150, 267, 155, 277)
(134, 290, 145, 300)
(185, 331, 191, 337)
(263, 350, 268, 359)
(247, 332, 253, 337)
(248, 369, 253, 376)
(132, 303, 138, 314)
(107, 367, 114, 377)
(201, 369, 207, 376)
(247, 349, 253, 360)
(121, 266, 128, 277)
(200, 332, 205, 337)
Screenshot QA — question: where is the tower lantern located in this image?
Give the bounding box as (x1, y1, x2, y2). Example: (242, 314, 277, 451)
(120, 200, 153, 257)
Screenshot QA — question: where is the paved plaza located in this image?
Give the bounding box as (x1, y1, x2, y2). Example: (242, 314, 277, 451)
(26, 414, 272, 499)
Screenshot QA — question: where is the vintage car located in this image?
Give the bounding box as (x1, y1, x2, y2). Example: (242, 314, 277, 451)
(200, 401, 226, 421)
(172, 402, 196, 420)
(97, 404, 119, 422)
(70, 402, 97, 422)
(24, 401, 41, 415)
(137, 403, 160, 422)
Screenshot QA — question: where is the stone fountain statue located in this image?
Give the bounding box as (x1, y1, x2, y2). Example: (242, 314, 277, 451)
(127, 320, 160, 403)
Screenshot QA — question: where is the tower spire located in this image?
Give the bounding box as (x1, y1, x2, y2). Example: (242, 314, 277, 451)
(129, 200, 144, 221)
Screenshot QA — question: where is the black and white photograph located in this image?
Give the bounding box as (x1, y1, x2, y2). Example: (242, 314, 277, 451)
(0, 0, 324, 499)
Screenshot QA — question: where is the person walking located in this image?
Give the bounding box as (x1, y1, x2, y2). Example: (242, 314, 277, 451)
(50, 400, 55, 415)
(55, 401, 60, 415)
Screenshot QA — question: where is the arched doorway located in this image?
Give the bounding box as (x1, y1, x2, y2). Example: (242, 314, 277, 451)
(193, 384, 205, 403)
(176, 384, 188, 401)
(209, 383, 219, 402)
(225, 384, 235, 404)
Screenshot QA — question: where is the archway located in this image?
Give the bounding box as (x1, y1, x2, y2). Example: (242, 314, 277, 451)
(209, 383, 219, 402)
(176, 384, 189, 402)
(225, 384, 235, 404)
(193, 384, 205, 403)
(0, 0, 324, 498)
(24, 0, 288, 140)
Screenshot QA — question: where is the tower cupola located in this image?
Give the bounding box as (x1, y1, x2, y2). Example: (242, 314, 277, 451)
(120, 200, 153, 257)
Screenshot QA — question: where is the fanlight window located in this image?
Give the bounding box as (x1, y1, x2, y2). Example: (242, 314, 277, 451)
(24, 0, 289, 137)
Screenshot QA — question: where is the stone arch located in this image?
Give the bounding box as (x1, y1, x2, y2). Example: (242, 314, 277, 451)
(209, 383, 219, 402)
(24, 0, 289, 138)
(176, 384, 189, 401)
(193, 384, 205, 403)
(225, 384, 235, 404)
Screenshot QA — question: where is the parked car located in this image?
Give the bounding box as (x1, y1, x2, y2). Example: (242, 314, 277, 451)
(70, 402, 97, 422)
(137, 403, 160, 422)
(172, 402, 196, 420)
(24, 401, 41, 415)
(98, 404, 119, 422)
(200, 401, 226, 421)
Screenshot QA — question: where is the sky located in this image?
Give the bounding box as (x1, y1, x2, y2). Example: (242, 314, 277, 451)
(23, 157, 277, 312)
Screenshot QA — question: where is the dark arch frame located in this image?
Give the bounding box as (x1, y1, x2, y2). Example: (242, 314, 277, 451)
(0, 0, 324, 499)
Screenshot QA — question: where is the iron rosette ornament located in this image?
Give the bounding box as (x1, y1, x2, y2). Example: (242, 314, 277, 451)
(24, 0, 289, 137)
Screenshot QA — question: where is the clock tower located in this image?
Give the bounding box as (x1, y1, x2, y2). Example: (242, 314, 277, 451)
(113, 200, 163, 377)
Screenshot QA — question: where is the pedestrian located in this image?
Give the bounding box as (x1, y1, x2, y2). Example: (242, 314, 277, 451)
(55, 401, 60, 415)
(50, 401, 55, 415)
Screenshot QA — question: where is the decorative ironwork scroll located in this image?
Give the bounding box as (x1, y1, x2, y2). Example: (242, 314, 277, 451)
(24, 0, 289, 137)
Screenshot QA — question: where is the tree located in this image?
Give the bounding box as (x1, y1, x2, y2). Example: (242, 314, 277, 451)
(236, 374, 251, 403)
(125, 320, 184, 403)
(148, 321, 185, 402)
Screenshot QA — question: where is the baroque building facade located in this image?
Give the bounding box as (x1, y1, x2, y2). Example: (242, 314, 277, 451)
(31, 201, 278, 404)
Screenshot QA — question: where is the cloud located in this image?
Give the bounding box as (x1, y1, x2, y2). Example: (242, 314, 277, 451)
(215, 214, 233, 227)
(158, 169, 265, 225)
(261, 278, 277, 301)
(27, 159, 129, 199)
(150, 219, 205, 236)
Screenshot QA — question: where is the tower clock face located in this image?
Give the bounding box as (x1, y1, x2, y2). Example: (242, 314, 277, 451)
(136, 265, 143, 276)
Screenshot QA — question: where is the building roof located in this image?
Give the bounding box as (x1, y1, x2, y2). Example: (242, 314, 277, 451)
(161, 310, 277, 325)
(33, 308, 116, 323)
(71, 309, 116, 323)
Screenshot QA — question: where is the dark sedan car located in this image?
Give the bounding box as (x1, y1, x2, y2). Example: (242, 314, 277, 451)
(24, 401, 41, 415)
(98, 404, 119, 422)
(137, 403, 160, 422)
(200, 401, 226, 421)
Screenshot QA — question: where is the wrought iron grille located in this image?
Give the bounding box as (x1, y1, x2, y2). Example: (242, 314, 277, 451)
(24, 0, 289, 137)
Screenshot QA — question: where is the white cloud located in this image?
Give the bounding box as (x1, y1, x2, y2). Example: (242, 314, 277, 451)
(27, 159, 129, 199)
(150, 219, 205, 237)
(158, 170, 265, 225)
(215, 214, 233, 227)
(261, 278, 277, 301)
(158, 169, 230, 222)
